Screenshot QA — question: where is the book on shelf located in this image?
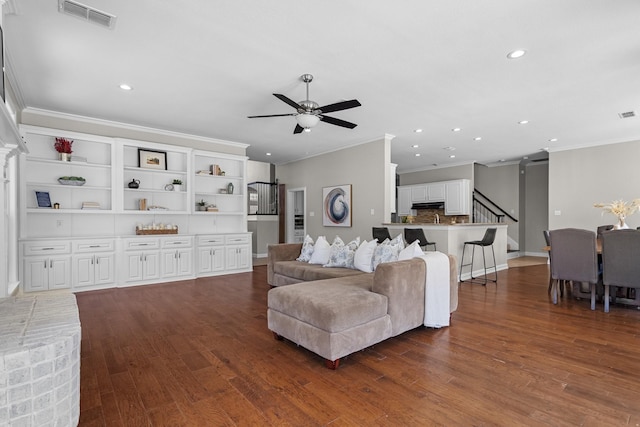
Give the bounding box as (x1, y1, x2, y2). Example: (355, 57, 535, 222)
(81, 201, 101, 210)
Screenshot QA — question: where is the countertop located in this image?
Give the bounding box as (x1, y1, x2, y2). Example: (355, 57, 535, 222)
(383, 222, 506, 227)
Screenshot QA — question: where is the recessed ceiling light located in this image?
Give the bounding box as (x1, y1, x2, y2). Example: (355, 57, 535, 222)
(474, 137, 482, 141)
(414, 129, 423, 133)
(507, 49, 526, 59)
(119, 83, 132, 90)
(549, 138, 558, 142)
(449, 155, 456, 158)
(412, 144, 419, 148)
(266, 152, 271, 156)
(452, 128, 461, 132)
(415, 153, 421, 157)
(518, 120, 529, 125)
(523, 156, 529, 160)
(443, 146, 456, 151)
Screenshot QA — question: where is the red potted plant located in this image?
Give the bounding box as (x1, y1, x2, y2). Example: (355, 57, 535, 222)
(54, 137, 73, 161)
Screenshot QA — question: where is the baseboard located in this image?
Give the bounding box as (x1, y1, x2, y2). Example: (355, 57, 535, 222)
(459, 263, 509, 282)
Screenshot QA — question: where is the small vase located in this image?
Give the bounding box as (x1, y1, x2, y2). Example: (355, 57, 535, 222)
(614, 217, 629, 230)
(59, 153, 71, 162)
(173, 184, 182, 192)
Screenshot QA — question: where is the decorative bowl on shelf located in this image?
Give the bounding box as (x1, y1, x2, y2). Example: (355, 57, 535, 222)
(58, 177, 86, 186)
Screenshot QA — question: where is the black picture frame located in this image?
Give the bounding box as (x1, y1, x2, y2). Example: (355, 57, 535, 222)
(35, 191, 52, 208)
(138, 148, 167, 170)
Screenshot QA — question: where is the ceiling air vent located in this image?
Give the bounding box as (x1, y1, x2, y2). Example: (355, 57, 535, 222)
(618, 111, 636, 119)
(58, 0, 117, 29)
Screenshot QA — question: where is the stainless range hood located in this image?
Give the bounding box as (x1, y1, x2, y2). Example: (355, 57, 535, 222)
(411, 202, 444, 210)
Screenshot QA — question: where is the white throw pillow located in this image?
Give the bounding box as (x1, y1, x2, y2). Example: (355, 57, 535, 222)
(308, 236, 331, 265)
(399, 240, 424, 261)
(325, 237, 360, 268)
(296, 235, 315, 262)
(354, 239, 378, 273)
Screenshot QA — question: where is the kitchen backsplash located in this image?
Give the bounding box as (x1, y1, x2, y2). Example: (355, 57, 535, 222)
(413, 208, 470, 224)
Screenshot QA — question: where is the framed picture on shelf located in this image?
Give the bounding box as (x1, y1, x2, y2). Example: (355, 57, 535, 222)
(35, 191, 52, 208)
(322, 184, 352, 227)
(138, 148, 167, 170)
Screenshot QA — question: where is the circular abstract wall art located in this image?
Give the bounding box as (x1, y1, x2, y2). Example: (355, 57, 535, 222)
(323, 186, 351, 226)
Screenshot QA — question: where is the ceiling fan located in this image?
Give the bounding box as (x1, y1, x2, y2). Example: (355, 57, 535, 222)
(248, 74, 361, 134)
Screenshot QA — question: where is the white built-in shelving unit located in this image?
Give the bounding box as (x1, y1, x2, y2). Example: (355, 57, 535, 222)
(18, 125, 251, 292)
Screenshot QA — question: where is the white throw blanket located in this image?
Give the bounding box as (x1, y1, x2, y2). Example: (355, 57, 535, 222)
(418, 252, 450, 328)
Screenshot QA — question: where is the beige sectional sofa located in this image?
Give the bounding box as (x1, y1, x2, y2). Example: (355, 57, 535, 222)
(267, 243, 458, 369)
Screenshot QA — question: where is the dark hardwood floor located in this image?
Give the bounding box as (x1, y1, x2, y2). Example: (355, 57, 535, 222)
(76, 264, 640, 426)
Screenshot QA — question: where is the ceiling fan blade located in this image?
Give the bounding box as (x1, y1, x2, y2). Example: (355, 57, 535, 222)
(247, 113, 296, 118)
(320, 115, 358, 129)
(318, 99, 361, 114)
(274, 93, 302, 110)
(294, 124, 304, 134)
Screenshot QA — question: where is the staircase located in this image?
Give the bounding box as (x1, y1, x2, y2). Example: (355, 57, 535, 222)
(473, 189, 520, 254)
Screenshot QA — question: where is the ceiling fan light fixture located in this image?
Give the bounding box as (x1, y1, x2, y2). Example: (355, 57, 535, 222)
(296, 113, 320, 129)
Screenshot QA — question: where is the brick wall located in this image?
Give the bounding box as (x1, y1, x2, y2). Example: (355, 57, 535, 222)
(0, 294, 81, 426)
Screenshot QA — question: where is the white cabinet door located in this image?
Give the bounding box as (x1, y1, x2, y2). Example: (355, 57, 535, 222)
(177, 249, 193, 277)
(410, 185, 427, 203)
(427, 183, 446, 202)
(24, 257, 49, 292)
(444, 180, 470, 215)
(161, 250, 178, 279)
(125, 252, 144, 282)
(94, 253, 115, 286)
(212, 248, 225, 272)
(236, 246, 250, 270)
(143, 252, 161, 281)
(226, 247, 238, 270)
(398, 187, 412, 215)
(74, 254, 94, 288)
(197, 247, 213, 274)
(49, 257, 71, 290)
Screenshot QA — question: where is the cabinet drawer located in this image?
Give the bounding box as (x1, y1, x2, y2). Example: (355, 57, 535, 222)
(124, 238, 160, 250)
(73, 239, 115, 253)
(23, 241, 71, 256)
(225, 234, 250, 245)
(197, 235, 225, 246)
(161, 236, 193, 248)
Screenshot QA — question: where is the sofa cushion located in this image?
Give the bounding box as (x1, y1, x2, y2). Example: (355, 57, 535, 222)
(274, 260, 367, 282)
(268, 276, 387, 333)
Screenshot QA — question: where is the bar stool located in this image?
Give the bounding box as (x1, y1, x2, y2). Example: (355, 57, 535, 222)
(459, 227, 498, 285)
(372, 227, 391, 242)
(404, 228, 436, 251)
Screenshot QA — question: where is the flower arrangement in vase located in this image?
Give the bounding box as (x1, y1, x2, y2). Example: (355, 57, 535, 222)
(593, 199, 640, 229)
(54, 138, 73, 161)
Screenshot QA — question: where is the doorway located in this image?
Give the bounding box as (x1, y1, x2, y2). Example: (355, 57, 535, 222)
(286, 188, 306, 243)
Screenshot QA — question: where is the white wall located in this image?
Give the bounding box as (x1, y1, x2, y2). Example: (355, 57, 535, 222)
(523, 162, 548, 254)
(276, 137, 390, 242)
(549, 140, 640, 231)
(474, 163, 520, 244)
(247, 160, 271, 183)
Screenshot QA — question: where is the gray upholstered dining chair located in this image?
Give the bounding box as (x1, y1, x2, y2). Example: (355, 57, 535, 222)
(548, 228, 599, 309)
(601, 229, 640, 313)
(544, 230, 569, 298)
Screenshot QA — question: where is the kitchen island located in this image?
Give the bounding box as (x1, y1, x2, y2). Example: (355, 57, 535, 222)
(384, 223, 509, 280)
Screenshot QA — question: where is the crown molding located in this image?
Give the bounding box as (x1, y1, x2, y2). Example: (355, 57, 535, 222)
(21, 107, 249, 149)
